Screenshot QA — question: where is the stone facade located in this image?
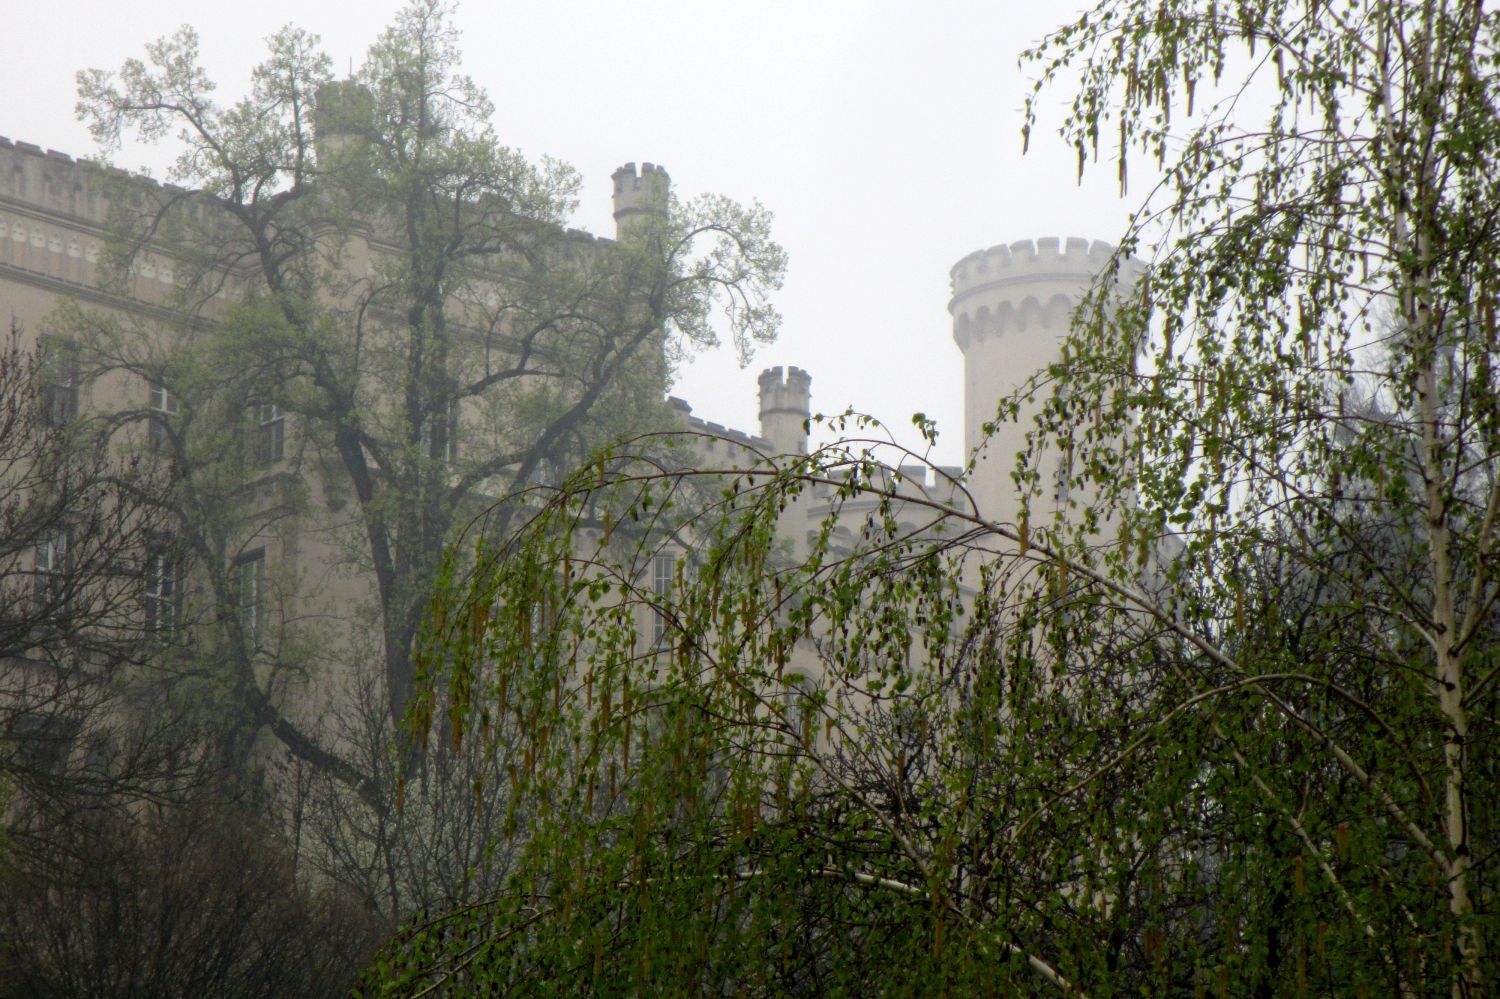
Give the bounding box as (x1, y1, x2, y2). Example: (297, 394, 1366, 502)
(1, 125, 1132, 735)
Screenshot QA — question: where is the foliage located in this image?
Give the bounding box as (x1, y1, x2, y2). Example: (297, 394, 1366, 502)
(1022, 0, 1500, 992)
(381, 0, 1499, 995)
(67, 0, 782, 830)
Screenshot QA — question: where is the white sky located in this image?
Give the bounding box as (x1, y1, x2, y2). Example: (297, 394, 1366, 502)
(4, 0, 1134, 466)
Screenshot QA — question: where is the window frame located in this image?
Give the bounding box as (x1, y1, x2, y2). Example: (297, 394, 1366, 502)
(144, 545, 181, 634)
(148, 381, 178, 452)
(419, 399, 459, 463)
(253, 401, 285, 466)
(40, 343, 79, 428)
(651, 552, 675, 648)
(233, 548, 266, 644)
(34, 529, 70, 608)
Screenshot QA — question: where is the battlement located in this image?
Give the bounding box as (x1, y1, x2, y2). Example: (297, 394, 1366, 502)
(611, 161, 670, 239)
(0, 131, 638, 301)
(948, 236, 1146, 353)
(949, 236, 1133, 299)
(314, 82, 375, 161)
(612, 161, 671, 195)
(0, 134, 247, 305)
(756, 365, 811, 456)
(758, 365, 811, 419)
(688, 417, 767, 449)
(0, 133, 215, 231)
(1, 134, 107, 222)
(757, 365, 811, 393)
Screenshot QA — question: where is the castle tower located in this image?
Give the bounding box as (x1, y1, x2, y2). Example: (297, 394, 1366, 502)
(758, 365, 811, 456)
(949, 237, 1144, 525)
(313, 82, 374, 164)
(611, 162, 670, 239)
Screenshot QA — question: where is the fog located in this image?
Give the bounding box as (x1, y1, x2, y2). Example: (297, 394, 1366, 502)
(3, 0, 1141, 465)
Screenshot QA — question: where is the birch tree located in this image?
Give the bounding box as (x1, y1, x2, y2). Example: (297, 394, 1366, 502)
(385, 1, 1498, 995)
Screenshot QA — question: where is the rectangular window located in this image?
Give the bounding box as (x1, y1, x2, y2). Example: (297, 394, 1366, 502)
(43, 377, 78, 427)
(420, 401, 458, 463)
(234, 549, 266, 644)
(8, 713, 77, 775)
(254, 402, 284, 466)
(145, 548, 180, 633)
(148, 382, 178, 452)
(38, 340, 80, 428)
(34, 531, 68, 607)
(651, 552, 675, 647)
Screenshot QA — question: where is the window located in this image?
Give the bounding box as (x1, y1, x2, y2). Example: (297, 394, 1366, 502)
(145, 547, 180, 633)
(8, 713, 78, 775)
(254, 402, 284, 466)
(420, 401, 458, 463)
(234, 549, 266, 643)
(40, 346, 78, 428)
(148, 382, 178, 452)
(34, 530, 68, 607)
(651, 552, 675, 647)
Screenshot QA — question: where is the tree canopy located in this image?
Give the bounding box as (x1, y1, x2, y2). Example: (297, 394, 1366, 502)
(64, 0, 782, 788)
(14, 0, 788, 938)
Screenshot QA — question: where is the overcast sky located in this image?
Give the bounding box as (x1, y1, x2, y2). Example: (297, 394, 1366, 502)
(4, 0, 1132, 466)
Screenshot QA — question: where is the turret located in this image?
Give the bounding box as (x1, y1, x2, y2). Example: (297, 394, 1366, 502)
(314, 81, 374, 164)
(611, 162, 670, 239)
(949, 237, 1144, 524)
(758, 365, 811, 456)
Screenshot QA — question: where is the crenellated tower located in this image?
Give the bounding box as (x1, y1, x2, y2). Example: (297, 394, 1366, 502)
(949, 236, 1144, 525)
(313, 81, 375, 164)
(611, 162, 670, 239)
(757, 365, 811, 456)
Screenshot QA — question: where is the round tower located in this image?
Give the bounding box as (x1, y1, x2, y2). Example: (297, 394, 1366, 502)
(949, 236, 1144, 524)
(758, 365, 811, 456)
(611, 162, 671, 239)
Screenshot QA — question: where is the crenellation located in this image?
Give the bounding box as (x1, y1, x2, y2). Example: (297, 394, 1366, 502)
(611, 161, 671, 239)
(0, 131, 631, 306)
(950, 235, 1129, 300)
(682, 413, 768, 451)
(897, 462, 929, 487)
(611, 161, 670, 194)
(758, 364, 811, 456)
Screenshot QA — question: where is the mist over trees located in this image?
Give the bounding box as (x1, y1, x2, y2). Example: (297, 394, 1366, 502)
(3, 0, 1496, 995)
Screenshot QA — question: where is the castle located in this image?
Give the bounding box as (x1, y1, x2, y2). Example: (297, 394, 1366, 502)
(0, 126, 1128, 772)
(0, 128, 1131, 520)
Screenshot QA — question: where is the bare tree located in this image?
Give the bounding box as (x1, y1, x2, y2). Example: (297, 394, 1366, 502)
(0, 320, 187, 808)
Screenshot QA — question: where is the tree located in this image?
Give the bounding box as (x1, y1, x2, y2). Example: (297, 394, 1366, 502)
(0, 324, 285, 994)
(0, 793, 390, 999)
(1019, 0, 1500, 991)
(0, 320, 185, 809)
(68, 0, 784, 830)
(383, 1, 1498, 995)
